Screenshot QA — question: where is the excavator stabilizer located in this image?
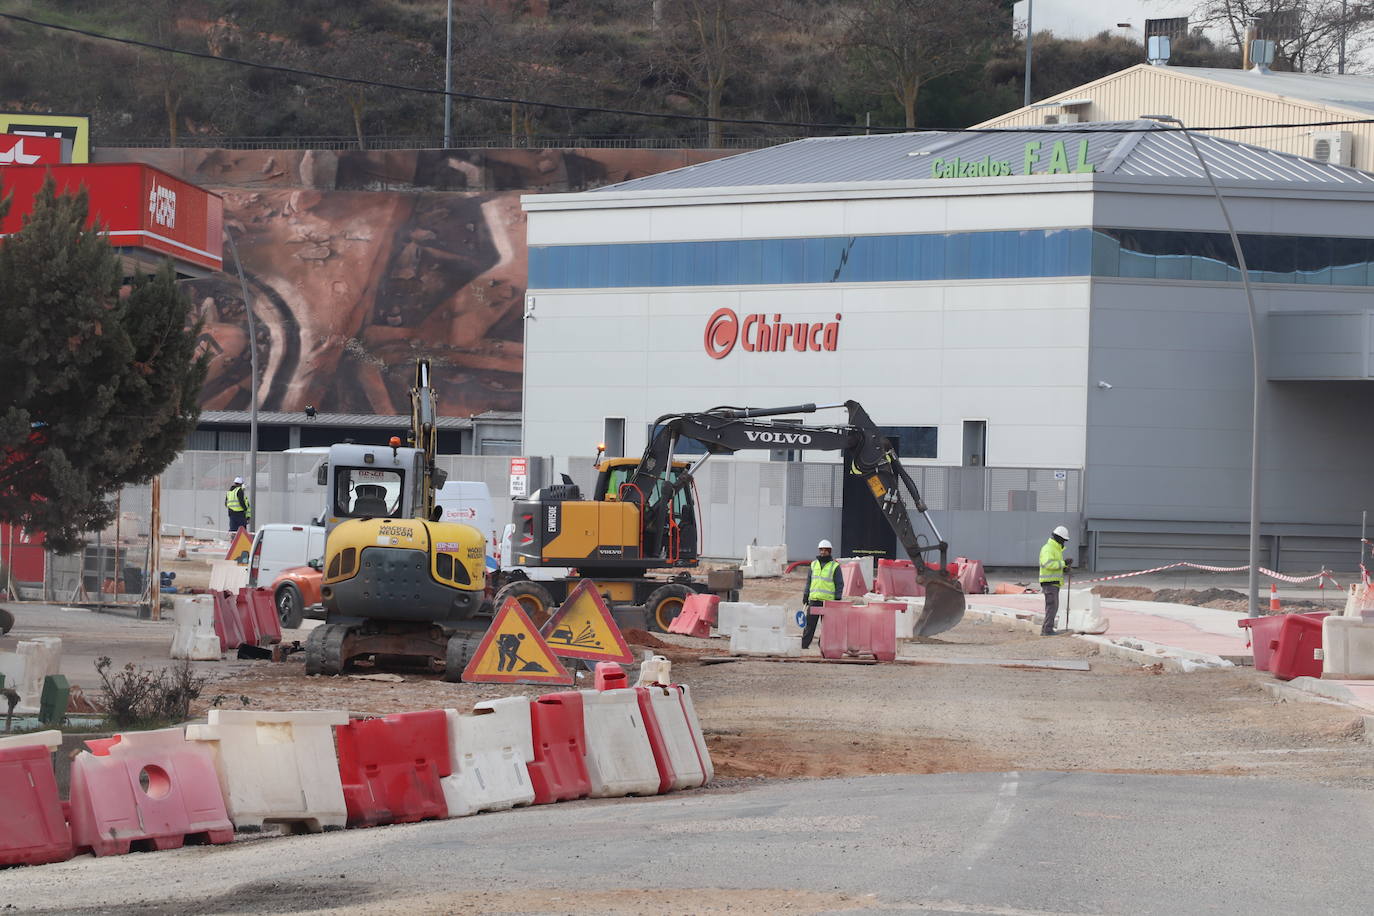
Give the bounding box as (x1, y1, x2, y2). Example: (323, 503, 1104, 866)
(912, 569, 966, 637)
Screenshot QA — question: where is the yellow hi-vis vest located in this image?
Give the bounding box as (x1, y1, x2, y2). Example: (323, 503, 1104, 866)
(808, 559, 839, 603)
(225, 486, 248, 514)
(1039, 538, 1065, 585)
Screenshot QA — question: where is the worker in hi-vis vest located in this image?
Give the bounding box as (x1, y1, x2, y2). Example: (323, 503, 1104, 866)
(801, 539, 844, 650)
(1039, 525, 1072, 636)
(225, 476, 251, 536)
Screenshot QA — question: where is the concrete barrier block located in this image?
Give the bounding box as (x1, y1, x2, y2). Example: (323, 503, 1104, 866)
(1321, 616, 1374, 679)
(730, 624, 802, 657)
(442, 697, 535, 817)
(741, 545, 786, 579)
(170, 595, 221, 660)
(579, 689, 660, 798)
(208, 559, 249, 593)
(185, 709, 349, 833)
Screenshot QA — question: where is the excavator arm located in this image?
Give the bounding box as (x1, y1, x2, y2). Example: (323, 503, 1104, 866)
(408, 358, 446, 521)
(627, 400, 965, 635)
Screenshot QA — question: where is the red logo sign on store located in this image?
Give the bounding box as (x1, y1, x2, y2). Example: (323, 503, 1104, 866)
(704, 307, 842, 360)
(147, 178, 178, 230)
(0, 134, 61, 167)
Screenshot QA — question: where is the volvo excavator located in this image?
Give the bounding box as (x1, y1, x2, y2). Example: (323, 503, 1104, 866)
(304, 359, 492, 679)
(500, 401, 966, 636)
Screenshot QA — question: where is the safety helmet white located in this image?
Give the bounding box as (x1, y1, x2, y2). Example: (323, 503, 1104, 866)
(232, 476, 244, 485)
(818, 539, 833, 550)
(1052, 525, 1070, 540)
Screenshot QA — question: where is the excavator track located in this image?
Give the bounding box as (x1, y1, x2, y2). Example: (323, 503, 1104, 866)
(442, 632, 484, 682)
(304, 623, 352, 676)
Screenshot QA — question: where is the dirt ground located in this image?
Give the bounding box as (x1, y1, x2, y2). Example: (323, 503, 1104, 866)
(5, 566, 1371, 792)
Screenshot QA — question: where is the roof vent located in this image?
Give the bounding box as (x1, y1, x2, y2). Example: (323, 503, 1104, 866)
(1312, 131, 1353, 166)
(1042, 112, 1080, 125)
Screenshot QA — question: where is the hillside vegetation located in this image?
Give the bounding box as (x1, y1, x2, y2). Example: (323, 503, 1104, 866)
(0, 0, 1238, 146)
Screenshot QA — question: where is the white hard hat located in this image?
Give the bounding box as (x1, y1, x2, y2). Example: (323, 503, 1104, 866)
(818, 539, 833, 550)
(233, 476, 244, 485)
(1052, 525, 1070, 540)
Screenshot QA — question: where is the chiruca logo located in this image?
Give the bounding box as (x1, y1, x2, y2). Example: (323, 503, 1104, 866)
(743, 430, 814, 445)
(703, 307, 842, 360)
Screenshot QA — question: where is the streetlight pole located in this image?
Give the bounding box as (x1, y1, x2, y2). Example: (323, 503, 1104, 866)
(1144, 115, 1264, 616)
(1024, 0, 1034, 108)
(224, 227, 259, 534)
(444, 0, 454, 148)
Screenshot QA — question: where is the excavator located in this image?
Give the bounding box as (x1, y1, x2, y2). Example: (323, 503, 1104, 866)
(304, 359, 492, 679)
(500, 401, 966, 636)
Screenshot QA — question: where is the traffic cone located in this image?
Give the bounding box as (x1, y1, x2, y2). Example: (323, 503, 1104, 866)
(1270, 584, 1281, 612)
(176, 529, 187, 559)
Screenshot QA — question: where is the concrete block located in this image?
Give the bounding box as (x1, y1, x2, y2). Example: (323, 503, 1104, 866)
(730, 624, 802, 657)
(170, 595, 221, 660)
(741, 545, 786, 579)
(1322, 616, 1374, 679)
(185, 709, 349, 833)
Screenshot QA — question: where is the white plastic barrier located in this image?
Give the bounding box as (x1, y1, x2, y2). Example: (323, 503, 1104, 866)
(441, 696, 535, 816)
(170, 595, 221, 660)
(1321, 616, 1374, 679)
(185, 709, 349, 833)
(635, 653, 672, 687)
(0, 729, 62, 752)
(1062, 590, 1110, 635)
(0, 637, 62, 713)
(730, 624, 802, 657)
(579, 688, 660, 798)
(208, 559, 249, 593)
(838, 556, 876, 591)
(1344, 583, 1374, 618)
(677, 684, 714, 784)
(717, 602, 794, 636)
(641, 685, 705, 790)
(892, 597, 923, 640)
(741, 545, 786, 579)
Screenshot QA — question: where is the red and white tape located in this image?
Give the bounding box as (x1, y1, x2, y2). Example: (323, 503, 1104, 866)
(1079, 562, 1339, 589)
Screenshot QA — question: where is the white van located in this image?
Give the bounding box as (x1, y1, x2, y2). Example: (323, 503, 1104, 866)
(436, 481, 497, 556)
(247, 524, 327, 589)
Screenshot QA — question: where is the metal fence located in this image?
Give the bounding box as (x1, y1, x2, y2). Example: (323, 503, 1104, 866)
(105, 135, 805, 151)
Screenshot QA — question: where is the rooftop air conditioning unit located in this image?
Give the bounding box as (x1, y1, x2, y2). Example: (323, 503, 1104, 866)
(1043, 112, 1080, 125)
(1312, 131, 1353, 166)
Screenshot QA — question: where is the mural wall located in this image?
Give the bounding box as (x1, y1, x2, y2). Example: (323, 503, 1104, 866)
(99, 147, 733, 416)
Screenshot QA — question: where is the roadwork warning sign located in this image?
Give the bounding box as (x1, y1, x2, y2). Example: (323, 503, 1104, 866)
(226, 527, 253, 565)
(462, 597, 573, 685)
(540, 579, 634, 664)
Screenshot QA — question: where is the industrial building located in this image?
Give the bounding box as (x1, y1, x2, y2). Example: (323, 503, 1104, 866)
(521, 121, 1374, 570)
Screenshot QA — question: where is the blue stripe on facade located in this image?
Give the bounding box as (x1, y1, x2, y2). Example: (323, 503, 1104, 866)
(528, 228, 1374, 288)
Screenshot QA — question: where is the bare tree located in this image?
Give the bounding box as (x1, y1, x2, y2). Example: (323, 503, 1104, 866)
(840, 0, 1005, 129)
(658, 0, 764, 147)
(1165, 0, 1374, 72)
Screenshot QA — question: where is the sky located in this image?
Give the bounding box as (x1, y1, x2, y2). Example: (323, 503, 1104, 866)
(1012, 0, 1196, 41)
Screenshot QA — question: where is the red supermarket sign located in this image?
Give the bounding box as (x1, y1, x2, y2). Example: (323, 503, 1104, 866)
(0, 163, 222, 271)
(0, 134, 61, 167)
(704, 307, 842, 360)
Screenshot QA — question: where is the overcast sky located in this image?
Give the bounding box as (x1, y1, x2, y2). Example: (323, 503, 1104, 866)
(1013, 0, 1196, 40)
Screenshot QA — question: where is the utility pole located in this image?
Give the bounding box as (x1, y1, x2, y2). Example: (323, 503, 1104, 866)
(1023, 0, 1034, 108)
(444, 0, 454, 147)
(1340, 0, 1348, 75)
(225, 228, 258, 534)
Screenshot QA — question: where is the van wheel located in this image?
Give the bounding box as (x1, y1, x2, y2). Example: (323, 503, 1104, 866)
(275, 583, 305, 629)
(645, 584, 693, 633)
(493, 580, 556, 628)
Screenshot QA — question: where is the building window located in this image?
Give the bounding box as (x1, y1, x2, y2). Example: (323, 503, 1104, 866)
(878, 426, 938, 459)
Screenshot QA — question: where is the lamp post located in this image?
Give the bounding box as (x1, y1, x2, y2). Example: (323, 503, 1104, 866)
(1023, 0, 1034, 108)
(1143, 114, 1264, 615)
(444, 0, 454, 148)
(224, 227, 259, 533)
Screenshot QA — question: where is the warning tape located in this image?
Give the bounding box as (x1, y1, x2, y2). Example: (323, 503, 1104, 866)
(1078, 562, 1340, 589)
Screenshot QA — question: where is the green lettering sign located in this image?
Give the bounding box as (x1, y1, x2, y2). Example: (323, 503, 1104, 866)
(929, 139, 1097, 180)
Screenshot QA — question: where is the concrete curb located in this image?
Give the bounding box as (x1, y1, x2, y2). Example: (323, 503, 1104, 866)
(1259, 675, 1374, 712)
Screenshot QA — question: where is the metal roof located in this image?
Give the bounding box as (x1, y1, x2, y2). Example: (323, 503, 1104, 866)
(1168, 66, 1374, 115)
(591, 120, 1374, 192)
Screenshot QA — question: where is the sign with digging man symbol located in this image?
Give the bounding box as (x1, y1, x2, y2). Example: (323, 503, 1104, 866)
(462, 597, 573, 685)
(539, 579, 633, 664)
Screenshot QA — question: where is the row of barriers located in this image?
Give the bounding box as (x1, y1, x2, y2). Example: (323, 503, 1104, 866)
(0, 674, 713, 867)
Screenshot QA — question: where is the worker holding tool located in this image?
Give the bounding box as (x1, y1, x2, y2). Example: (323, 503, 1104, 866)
(801, 539, 844, 650)
(225, 476, 251, 536)
(1039, 525, 1071, 636)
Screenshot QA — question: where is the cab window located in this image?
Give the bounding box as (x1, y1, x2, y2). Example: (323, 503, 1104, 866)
(333, 467, 404, 518)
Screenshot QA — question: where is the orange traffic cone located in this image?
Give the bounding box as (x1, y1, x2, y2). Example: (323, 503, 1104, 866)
(1269, 584, 1281, 612)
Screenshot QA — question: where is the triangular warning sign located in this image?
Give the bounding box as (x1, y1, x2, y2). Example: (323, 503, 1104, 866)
(462, 597, 574, 685)
(226, 527, 253, 565)
(539, 579, 634, 664)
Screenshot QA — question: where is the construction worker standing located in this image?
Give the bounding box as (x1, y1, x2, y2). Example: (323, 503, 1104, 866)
(225, 476, 251, 536)
(801, 539, 844, 650)
(1039, 525, 1071, 636)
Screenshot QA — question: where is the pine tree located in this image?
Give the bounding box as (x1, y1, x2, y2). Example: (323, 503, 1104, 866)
(0, 178, 208, 554)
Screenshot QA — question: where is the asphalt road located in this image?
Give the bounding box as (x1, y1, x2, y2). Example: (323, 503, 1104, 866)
(5, 771, 1370, 915)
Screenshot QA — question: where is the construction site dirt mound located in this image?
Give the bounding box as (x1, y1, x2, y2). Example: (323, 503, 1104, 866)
(1153, 587, 1248, 606)
(1092, 585, 1155, 600)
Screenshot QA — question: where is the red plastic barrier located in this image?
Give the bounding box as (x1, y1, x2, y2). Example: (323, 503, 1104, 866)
(820, 602, 898, 662)
(1270, 613, 1328, 681)
(239, 587, 283, 646)
(841, 561, 868, 597)
(0, 741, 73, 867)
(68, 729, 234, 857)
(212, 590, 244, 650)
(594, 662, 628, 690)
(335, 710, 450, 828)
(527, 691, 591, 805)
(234, 589, 261, 647)
(955, 557, 988, 595)
(668, 594, 716, 637)
(1238, 612, 1329, 672)
(875, 559, 923, 598)
(634, 686, 678, 794)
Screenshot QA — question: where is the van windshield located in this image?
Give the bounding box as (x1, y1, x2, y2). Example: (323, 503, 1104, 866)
(334, 467, 404, 518)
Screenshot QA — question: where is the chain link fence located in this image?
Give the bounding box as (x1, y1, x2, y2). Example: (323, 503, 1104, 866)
(105, 135, 804, 151)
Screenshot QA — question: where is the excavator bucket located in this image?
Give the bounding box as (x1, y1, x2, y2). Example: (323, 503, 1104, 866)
(912, 569, 966, 637)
